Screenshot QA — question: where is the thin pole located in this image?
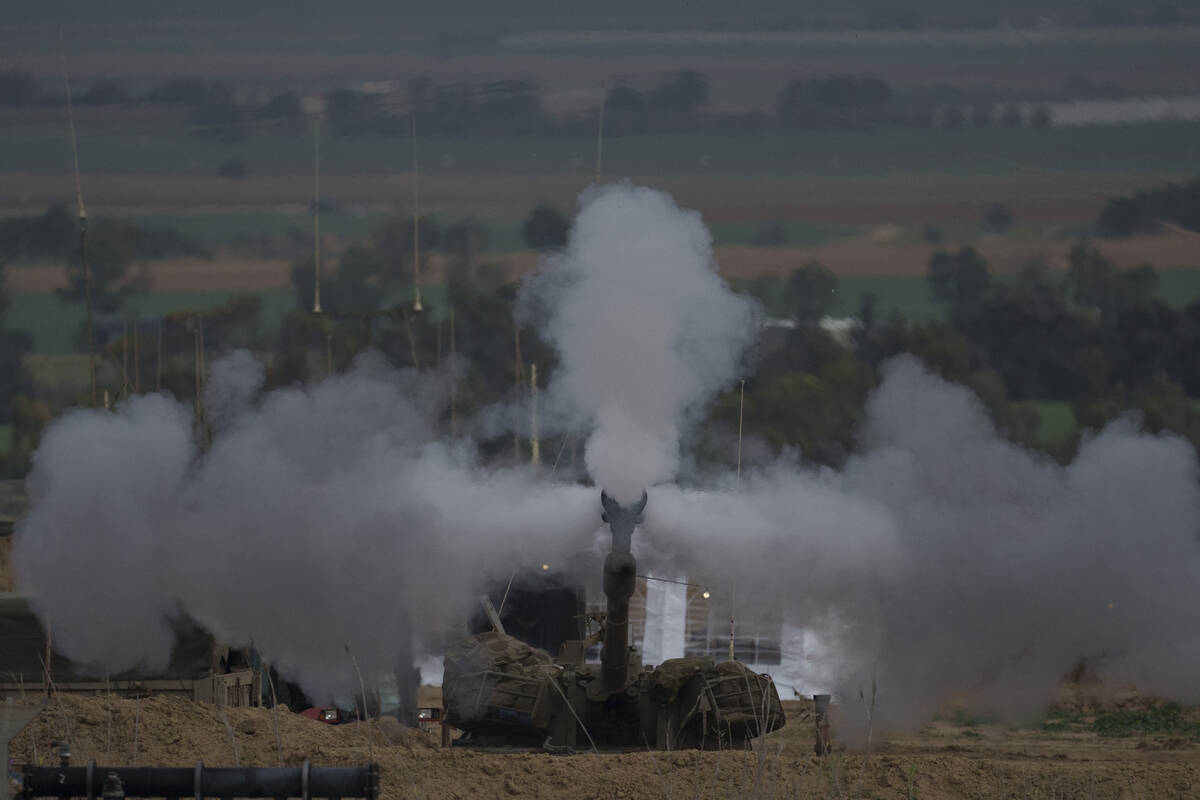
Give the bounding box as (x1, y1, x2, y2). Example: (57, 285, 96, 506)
(411, 115, 423, 312)
(736, 379, 745, 485)
(133, 318, 141, 393)
(449, 305, 457, 437)
(513, 327, 523, 461)
(121, 320, 129, 397)
(729, 582, 736, 663)
(60, 30, 96, 407)
(402, 309, 420, 368)
(435, 319, 442, 369)
(193, 320, 202, 420)
(156, 318, 163, 392)
(198, 316, 206, 390)
(530, 363, 540, 466)
(595, 86, 606, 181)
(312, 117, 323, 313)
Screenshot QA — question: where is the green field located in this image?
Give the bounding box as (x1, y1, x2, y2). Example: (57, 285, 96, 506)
(10, 267, 1200, 356)
(6, 290, 297, 354)
(7, 123, 1200, 178)
(122, 210, 859, 251)
(826, 266, 1200, 324)
(1030, 400, 1078, 443)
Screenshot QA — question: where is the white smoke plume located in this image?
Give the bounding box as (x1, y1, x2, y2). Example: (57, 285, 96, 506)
(15, 355, 599, 699)
(12, 182, 1200, 739)
(521, 182, 758, 502)
(642, 356, 1200, 733)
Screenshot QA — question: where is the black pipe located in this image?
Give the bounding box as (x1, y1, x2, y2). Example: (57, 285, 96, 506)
(19, 760, 379, 800)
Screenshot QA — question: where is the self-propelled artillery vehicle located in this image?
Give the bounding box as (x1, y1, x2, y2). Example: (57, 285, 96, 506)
(442, 490, 784, 751)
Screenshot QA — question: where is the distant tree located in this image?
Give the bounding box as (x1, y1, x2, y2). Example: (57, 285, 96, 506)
(970, 103, 994, 128)
(998, 104, 1023, 128)
(144, 76, 209, 106)
(0, 70, 37, 107)
(2, 393, 48, 477)
(858, 290, 878, 330)
(442, 219, 488, 272)
(940, 105, 966, 130)
(407, 77, 433, 115)
(982, 203, 1015, 234)
(923, 225, 945, 244)
(1097, 177, 1200, 237)
(326, 89, 386, 138)
(475, 80, 547, 136)
(188, 82, 245, 142)
(0, 203, 75, 261)
(1096, 196, 1146, 236)
(1065, 242, 1156, 318)
(1030, 106, 1052, 129)
(260, 91, 305, 135)
(651, 70, 710, 114)
(78, 80, 130, 105)
(782, 262, 839, 325)
(289, 212, 435, 313)
(60, 222, 142, 314)
(928, 247, 991, 320)
(775, 75, 893, 126)
(604, 84, 649, 136)
(755, 219, 788, 247)
(261, 91, 302, 119)
(218, 157, 248, 178)
(522, 204, 570, 251)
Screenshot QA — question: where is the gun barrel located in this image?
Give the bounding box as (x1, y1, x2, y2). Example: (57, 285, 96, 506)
(598, 490, 647, 691)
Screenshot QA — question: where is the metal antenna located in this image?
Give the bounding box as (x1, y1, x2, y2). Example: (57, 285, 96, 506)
(449, 304, 457, 437)
(736, 378, 746, 486)
(530, 363, 541, 466)
(59, 29, 96, 407)
(312, 116, 323, 313)
(411, 114, 423, 313)
(595, 85, 606, 182)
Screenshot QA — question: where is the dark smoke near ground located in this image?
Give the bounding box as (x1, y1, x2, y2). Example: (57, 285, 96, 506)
(13, 184, 1200, 736)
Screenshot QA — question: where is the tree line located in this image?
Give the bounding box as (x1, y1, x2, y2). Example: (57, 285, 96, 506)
(0, 68, 1059, 140)
(5, 197, 1199, 479)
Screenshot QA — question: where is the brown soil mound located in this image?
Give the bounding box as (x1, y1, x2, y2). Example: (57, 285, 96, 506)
(7, 695, 1200, 799)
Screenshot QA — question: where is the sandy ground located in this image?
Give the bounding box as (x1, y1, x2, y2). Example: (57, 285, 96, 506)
(6, 693, 1198, 799)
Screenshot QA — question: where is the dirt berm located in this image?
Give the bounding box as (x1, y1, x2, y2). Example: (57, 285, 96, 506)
(7, 694, 1200, 799)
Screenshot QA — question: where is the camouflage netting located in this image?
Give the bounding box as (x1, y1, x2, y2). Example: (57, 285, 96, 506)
(649, 657, 713, 705)
(442, 632, 556, 728)
(712, 660, 786, 737)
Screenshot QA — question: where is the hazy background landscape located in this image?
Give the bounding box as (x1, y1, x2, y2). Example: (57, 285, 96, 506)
(3, 0, 1200, 475)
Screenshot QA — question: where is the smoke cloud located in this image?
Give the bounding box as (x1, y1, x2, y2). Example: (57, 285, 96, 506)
(15, 355, 599, 699)
(642, 356, 1200, 732)
(521, 182, 758, 502)
(12, 182, 1200, 737)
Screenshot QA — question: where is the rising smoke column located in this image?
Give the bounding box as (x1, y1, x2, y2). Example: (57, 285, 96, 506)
(14, 354, 600, 699)
(523, 182, 758, 502)
(642, 356, 1200, 734)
